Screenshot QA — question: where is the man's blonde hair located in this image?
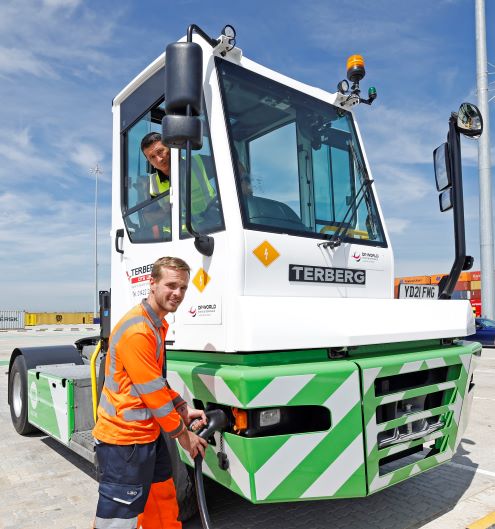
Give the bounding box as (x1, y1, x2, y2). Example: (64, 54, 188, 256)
(151, 256, 191, 281)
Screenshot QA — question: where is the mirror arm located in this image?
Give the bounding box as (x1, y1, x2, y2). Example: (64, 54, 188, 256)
(184, 137, 214, 257)
(438, 116, 472, 299)
(187, 24, 220, 48)
(172, 27, 214, 257)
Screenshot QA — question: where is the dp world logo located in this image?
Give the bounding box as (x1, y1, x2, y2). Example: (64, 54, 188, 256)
(352, 252, 361, 262)
(188, 307, 197, 317)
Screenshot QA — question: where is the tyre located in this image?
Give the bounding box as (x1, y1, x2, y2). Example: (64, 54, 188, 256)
(9, 356, 36, 435)
(163, 432, 198, 521)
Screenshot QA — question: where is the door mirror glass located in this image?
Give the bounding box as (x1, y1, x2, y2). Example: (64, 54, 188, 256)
(456, 102, 483, 139)
(439, 188, 453, 212)
(433, 143, 451, 192)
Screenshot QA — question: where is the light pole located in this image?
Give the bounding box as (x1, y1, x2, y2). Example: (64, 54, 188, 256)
(90, 163, 103, 320)
(475, 0, 494, 318)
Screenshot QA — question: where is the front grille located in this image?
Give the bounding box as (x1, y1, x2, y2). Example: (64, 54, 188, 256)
(360, 346, 472, 493)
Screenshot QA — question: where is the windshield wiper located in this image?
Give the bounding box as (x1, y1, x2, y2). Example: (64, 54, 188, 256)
(318, 142, 374, 249)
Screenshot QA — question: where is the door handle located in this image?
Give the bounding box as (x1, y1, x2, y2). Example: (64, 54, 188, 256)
(115, 228, 124, 254)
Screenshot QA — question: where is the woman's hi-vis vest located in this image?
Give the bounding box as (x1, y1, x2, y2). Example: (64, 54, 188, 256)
(92, 300, 186, 445)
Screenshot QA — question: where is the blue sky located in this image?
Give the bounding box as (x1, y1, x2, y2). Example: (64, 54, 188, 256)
(0, 0, 493, 311)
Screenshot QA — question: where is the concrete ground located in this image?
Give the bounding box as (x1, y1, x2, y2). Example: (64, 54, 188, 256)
(0, 329, 494, 529)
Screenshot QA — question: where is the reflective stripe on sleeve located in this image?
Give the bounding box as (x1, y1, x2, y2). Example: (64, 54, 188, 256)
(168, 420, 186, 438)
(98, 392, 116, 417)
(130, 377, 167, 397)
(172, 396, 185, 408)
(94, 516, 137, 529)
(150, 400, 175, 418)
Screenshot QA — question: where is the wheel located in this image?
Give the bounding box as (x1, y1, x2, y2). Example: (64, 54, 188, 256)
(163, 432, 198, 522)
(9, 356, 36, 435)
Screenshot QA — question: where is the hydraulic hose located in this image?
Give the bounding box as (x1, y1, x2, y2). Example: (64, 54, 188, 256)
(192, 409, 229, 529)
(194, 455, 212, 529)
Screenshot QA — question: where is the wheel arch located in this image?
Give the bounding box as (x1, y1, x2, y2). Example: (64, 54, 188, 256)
(8, 345, 84, 404)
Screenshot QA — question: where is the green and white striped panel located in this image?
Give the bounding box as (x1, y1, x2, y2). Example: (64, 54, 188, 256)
(358, 343, 476, 494)
(169, 360, 367, 502)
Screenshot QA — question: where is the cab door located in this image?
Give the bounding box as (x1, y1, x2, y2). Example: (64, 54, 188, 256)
(111, 64, 226, 331)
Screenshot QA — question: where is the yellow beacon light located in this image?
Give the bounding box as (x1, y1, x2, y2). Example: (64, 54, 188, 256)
(346, 54, 366, 84)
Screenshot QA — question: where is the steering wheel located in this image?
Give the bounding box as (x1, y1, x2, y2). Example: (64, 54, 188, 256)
(201, 197, 222, 223)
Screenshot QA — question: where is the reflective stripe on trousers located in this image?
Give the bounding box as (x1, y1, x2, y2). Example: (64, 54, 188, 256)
(94, 516, 137, 529)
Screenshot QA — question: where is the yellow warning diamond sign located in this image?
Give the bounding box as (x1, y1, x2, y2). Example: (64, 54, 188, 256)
(192, 268, 210, 292)
(253, 241, 280, 267)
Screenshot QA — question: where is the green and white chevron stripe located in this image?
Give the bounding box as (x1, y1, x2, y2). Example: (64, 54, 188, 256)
(167, 341, 479, 503)
(168, 352, 366, 502)
(359, 342, 480, 493)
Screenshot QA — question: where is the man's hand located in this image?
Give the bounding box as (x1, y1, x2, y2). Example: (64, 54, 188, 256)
(176, 403, 208, 430)
(177, 429, 208, 459)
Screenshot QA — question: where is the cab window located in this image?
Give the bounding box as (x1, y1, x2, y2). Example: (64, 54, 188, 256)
(123, 100, 171, 243)
(217, 57, 386, 246)
(179, 112, 224, 238)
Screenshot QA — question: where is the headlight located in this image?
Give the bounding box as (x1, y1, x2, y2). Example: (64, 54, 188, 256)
(259, 408, 281, 427)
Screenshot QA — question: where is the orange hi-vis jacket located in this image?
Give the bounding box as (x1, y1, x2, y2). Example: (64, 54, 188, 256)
(92, 300, 186, 445)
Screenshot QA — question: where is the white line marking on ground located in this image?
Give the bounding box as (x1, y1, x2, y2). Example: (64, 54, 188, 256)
(448, 461, 495, 478)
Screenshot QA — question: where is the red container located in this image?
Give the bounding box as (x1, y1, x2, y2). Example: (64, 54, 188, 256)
(470, 290, 481, 301)
(470, 271, 481, 281)
(470, 300, 481, 317)
(454, 281, 470, 291)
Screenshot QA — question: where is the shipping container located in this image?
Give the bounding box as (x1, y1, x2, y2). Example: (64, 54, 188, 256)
(470, 290, 481, 301)
(471, 280, 481, 290)
(454, 281, 471, 291)
(470, 271, 481, 281)
(471, 301, 482, 317)
(26, 312, 94, 325)
(431, 271, 481, 285)
(0, 310, 25, 330)
(458, 271, 473, 282)
(451, 291, 470, 300)
(24, 313, 37, 326)
(395, 275, 431, 285)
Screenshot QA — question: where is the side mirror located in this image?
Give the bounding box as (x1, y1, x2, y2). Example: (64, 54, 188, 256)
(433, 143, 452, 192)
(439, 188, 453, 212)
(433, 101, 476, 300)
(162, 42, 203, 150)
(456, 102, 483, 139)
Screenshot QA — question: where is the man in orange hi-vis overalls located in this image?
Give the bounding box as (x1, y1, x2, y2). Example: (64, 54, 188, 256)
(92, 256, 208, 529)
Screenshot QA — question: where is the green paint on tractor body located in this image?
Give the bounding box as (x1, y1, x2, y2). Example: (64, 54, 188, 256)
(168, 339, 480, 503)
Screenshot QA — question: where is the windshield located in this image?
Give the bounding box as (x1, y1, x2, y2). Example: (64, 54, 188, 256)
(216, 58, 386, 246)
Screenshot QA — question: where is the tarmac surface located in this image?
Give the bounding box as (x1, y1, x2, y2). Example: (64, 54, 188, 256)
(0, 327, 494, 529)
